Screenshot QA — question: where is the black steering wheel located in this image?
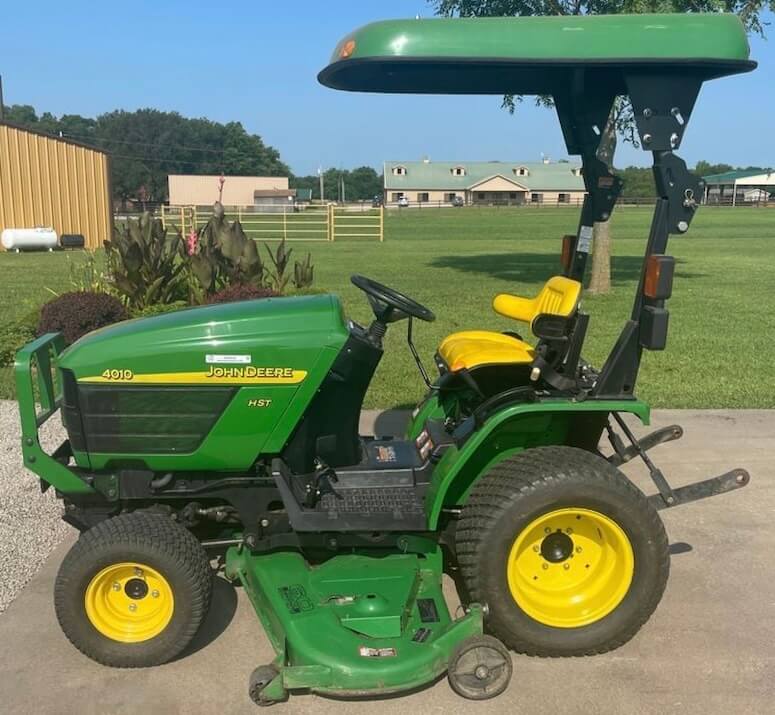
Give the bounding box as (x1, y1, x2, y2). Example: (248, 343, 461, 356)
(351, 274, 436, 324)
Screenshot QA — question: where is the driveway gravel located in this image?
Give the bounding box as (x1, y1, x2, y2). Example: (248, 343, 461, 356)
(0, 400, 71, 613)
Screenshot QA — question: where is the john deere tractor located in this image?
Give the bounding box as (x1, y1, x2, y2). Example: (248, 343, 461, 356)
(16, 12, 754, 706)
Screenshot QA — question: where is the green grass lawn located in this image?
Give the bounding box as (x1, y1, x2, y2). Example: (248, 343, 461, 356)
(2, 206, 774, 409)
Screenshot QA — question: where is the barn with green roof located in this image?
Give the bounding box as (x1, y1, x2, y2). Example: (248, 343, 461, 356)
(383, 159, 586, 206)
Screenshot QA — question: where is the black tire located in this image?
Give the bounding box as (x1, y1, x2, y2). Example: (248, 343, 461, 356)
(448, 634, 513, 700)
(456, 446, 669, 657)
(54, 512, 212, 667)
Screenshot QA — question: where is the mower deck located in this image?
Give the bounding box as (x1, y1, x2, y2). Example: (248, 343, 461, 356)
(224, 539, 485, 703)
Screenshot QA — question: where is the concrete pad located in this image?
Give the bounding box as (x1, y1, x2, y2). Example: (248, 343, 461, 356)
(1, 409, 773, 714)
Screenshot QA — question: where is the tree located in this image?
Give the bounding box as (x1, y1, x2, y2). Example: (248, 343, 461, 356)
(291, 167, 382, 202)
(618, 167, 655, 200)
(431, 1, 772, 293)
(695, 160, 734, 177)
(1, 105, 290, 204)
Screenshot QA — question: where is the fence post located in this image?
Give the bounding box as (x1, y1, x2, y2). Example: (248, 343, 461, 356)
(238, 205, 242, 223)
(379, 205, 384, 242)
(283, 207, 287, 241)
(193, 206, 198, 232)
(329, 204, 335, 242)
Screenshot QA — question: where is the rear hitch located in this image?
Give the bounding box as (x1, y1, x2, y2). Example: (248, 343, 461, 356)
(607, 413, 750, 509)
(647, 468, 750, 511)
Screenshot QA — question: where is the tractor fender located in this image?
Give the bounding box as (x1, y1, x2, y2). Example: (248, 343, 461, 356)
(424, 398, 650, 529)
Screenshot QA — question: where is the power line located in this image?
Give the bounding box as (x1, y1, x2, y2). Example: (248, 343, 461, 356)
(61, 131, 231, 155)
(109, 152, 223, 167)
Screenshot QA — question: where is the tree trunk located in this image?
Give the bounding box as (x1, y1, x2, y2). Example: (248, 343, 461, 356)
(587, 220, 612, 294)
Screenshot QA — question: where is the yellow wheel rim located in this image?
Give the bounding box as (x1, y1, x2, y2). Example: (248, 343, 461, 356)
(84, 562, 174, 643)
(506, 508, 634, 628)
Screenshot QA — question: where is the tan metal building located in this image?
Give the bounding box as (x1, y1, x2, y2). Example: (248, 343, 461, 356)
(168, 175, 290, 207)
(0, 121, 112, 250)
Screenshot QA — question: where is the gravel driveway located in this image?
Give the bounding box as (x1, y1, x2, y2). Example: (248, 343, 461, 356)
(0, 400, 71, 613)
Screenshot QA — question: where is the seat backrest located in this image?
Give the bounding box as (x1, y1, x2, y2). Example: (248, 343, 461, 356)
(492, 276, 581, 327)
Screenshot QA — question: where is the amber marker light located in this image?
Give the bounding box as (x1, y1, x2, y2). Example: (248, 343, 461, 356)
(643, 254, 675, 300)
(340, 39, 356, 58)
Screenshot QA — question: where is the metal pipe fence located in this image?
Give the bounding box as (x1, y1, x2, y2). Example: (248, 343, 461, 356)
(155, 204, 385, 242)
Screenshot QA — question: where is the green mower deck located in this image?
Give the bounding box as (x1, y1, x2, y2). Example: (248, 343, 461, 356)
(225, 540, 487, 702)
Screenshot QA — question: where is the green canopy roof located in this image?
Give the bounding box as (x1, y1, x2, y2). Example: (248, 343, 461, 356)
(318, 13, 755, 95)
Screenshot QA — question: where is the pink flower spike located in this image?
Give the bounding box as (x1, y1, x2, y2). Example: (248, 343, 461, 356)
(186, 229, 198, 256)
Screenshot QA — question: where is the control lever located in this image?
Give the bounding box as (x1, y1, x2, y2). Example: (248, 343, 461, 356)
(304, 458, 343, 508)
(407, 317, 434, 388)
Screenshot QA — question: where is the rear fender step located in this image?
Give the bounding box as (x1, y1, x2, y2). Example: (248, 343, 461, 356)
(647, 468, 750, 510)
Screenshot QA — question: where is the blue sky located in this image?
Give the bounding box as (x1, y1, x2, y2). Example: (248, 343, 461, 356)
(3, 2, 773, 175)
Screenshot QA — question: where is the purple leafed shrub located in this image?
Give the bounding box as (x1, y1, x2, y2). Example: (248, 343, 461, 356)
(38, 291, 128, 345)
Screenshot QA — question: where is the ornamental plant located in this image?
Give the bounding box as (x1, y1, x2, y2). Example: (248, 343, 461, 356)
(37, 292, 128, 346)
(105, 213, 186, 309)
(187, 202, 265, 300)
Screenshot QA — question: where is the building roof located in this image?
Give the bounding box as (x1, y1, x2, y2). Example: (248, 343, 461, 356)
(702, 169, 766, 185)
(384, 160, 584, 191)
(0, 119, 109, 155)
(253, 189, 296, 198)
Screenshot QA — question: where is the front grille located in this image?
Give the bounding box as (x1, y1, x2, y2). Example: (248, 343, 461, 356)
(74, 384, 235, 454)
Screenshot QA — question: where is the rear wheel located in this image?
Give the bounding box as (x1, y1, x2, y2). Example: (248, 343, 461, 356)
(456, 446, 669, 656)
(55, 512, 212, 667)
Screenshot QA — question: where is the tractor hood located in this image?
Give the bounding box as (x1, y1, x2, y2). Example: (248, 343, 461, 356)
(58, 293, 350, 384)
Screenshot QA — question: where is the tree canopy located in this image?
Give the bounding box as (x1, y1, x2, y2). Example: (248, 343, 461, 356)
(2, 105, 291, 203)
(431, 2, 773, 35)
(291, 167, 383, 202)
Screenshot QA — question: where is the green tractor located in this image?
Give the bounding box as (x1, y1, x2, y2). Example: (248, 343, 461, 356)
(16, 13, 755, 706)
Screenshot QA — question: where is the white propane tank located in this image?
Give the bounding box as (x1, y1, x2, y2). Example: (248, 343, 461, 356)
(1, 227, 59, 252)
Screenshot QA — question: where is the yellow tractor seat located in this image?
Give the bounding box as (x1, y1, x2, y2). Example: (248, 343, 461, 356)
(438, 330, 536, 372)
(438, 276, 582, 371)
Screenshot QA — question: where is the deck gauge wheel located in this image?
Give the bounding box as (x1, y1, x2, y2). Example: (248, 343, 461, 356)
(447, 634, 513, 700)
(248, 664, 286, 707)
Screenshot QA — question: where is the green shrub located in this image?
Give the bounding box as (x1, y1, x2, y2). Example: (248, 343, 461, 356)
(207, 284, 279, 304)
(292, 252, 315, 290)
(130, 301, 189, 319)
(0, 310, 39, 367)
(68, 251, 112, 294)
(38, 292, 128, 346)
(263, 240, 315, 293)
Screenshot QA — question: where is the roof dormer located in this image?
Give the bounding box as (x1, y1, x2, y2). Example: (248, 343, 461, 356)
(392, 165, 407, 176)
(513, 166, 530, 177)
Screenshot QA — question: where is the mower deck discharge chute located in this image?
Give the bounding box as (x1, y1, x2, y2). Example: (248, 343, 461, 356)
(15, 13, 754, 706)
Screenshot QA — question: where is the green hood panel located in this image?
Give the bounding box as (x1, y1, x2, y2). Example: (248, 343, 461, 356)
(60, 294, 348, 381)
(59, 294, 350, 472)
(319, 13, 754, 95)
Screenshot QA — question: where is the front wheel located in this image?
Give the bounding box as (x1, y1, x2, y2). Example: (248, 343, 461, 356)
(456, 446, 669, 656)
(54, 512, 212, 667)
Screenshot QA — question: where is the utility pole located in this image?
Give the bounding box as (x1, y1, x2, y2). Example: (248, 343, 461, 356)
(318, 166, 324, 202)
